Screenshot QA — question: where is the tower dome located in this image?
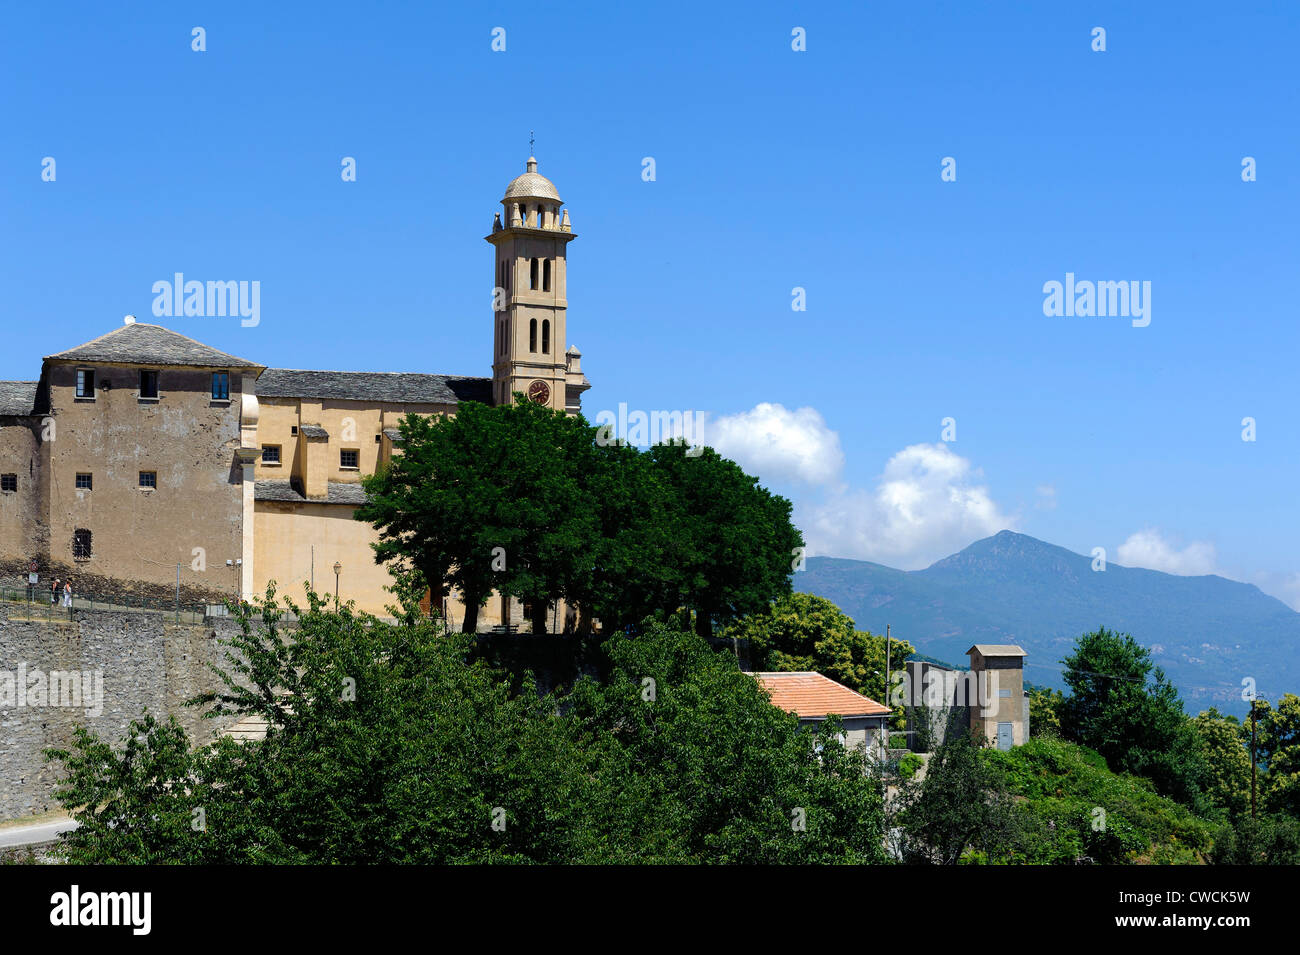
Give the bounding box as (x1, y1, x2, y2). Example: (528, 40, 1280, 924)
(503, 157, 562, 203)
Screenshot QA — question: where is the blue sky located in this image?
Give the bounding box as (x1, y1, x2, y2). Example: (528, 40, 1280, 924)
(3, 2, 1297, 604)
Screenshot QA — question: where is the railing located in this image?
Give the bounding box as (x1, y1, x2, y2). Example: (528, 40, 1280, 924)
(0, 585, 212, 625)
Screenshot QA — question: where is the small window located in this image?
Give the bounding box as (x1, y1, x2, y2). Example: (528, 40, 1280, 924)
(0, 473, 16, 492)
(75, 473, 93, 490)
(211, 372, 230, 400)
(529, 258, 538, 290)
(139, 369, 159, 399)
(529, 318, 537, 352)
(543, 259, 551, 292)
(76, 369, 95, 398)
(340, 449, 359, 469)
(291, 425, 298, 435)
(542, 319, 550, 354)
(73, 528, 92, 560)
(139, 471, 157, 488)
(262, 445, 281, 464)
(374, 434, 382, 443)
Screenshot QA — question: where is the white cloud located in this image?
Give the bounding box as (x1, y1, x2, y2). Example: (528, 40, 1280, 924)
(1035, 484, 1057, 510)
(803, 443, 1015, 569)
(705, 405, 1015, 569)
(705, 403, 845, 487)
(1116, 528, 1217, 576)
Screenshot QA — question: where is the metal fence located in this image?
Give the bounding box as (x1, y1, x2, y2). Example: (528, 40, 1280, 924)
(0, 585, 212, 625)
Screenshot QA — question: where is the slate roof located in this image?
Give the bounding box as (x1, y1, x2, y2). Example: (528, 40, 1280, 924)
(0, 381, 38, 416)
(382, 428, 404, 443)
(254, 480, 369, 506)
(750, 672, 891, 719)
(45, 323, 262, 369)
(257, 369, 492, 405)
(298, 425, 329, 439)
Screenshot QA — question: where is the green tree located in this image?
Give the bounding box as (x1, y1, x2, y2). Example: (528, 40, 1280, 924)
(1028, 686, 1064, 738)
(1256, 693, 1300, 816)
(895, 729, 1018, 864)
(566, 622, 889, 863)
(489, 398, 602, 634)
(1211, 813, 1300, 865)
(647, 442, 803, 637)
(1193, 709, 1251, 818)
(1058, 627, 1208, 808)
(723, 592, 912, 706)
(47, 588, 887, 864)
(356, 403, 506, 632)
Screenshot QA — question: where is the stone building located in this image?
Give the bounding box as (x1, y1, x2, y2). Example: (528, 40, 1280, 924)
(0, 155, 591, 624)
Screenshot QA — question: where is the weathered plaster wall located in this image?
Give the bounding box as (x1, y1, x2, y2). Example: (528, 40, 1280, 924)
(41, 363, 245, 598)
(0, 420, 43, 564)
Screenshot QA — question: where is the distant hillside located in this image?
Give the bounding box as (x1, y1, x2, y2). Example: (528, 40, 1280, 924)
(800, 531, 1300, 716)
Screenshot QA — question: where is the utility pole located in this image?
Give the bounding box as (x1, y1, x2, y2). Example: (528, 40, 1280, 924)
(1250, 699, 1258, 818)
(885, 624, 892, 705)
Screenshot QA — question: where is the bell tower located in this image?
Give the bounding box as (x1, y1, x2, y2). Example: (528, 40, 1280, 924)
(487, 154, 588, 413)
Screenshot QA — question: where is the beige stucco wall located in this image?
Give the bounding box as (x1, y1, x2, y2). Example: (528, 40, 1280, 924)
(253, 499, 541, 628)
(254, 397, 453, 491)
(39, 362, 246, 598)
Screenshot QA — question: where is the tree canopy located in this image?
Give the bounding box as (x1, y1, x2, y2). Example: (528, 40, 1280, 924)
(46, 586, 885, 864)
(357, 400, 802, 636)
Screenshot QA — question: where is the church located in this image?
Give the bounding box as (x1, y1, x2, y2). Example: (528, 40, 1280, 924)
(0, 155, 590, 625)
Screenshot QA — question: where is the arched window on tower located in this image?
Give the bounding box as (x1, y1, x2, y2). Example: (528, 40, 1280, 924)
(529, 258, 539, 290)
(529, 318, 537, 353)
(543, 259, 551, 292)
(542, 319, 550, 354)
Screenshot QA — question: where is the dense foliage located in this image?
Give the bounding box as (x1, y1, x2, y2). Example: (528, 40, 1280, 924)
(357, 400, 802, 636)
(1058, 627, 1209, 810)
(983, 738, 1215, 864)
(721, 592, 912, 706)
(46, 588, 885, 864)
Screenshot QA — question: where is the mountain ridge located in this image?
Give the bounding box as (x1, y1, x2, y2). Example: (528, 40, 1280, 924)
(799, 530, 1298, 716)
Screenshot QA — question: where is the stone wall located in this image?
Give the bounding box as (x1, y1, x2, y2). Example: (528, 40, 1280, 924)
(0, 603, 245, 821)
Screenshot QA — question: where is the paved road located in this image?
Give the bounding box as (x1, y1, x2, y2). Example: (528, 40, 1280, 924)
(0, 817, 77, 849)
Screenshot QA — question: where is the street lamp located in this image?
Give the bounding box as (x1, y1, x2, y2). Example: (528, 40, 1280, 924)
(333, 561, 342, 603)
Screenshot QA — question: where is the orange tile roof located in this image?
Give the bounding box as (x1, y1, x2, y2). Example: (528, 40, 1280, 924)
(749, 672, 891, 718)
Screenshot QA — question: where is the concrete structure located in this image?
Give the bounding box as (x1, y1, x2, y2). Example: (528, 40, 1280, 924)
(750, 671, 891, 762)
(0, 155, 592, 623)
(902, 646, 1030, 751)
(967, 644, 1029, 750)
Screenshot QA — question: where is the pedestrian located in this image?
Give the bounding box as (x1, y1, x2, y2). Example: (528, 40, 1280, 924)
(51, 577, 60, 605)
(62, 580, 73, 608)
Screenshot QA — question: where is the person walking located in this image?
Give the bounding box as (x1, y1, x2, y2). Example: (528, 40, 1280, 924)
(51, 577, 60, 605)
(62, 580, 73, 608)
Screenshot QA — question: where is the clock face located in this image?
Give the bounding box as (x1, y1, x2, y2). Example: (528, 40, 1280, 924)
(527, 380, 550, 404)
